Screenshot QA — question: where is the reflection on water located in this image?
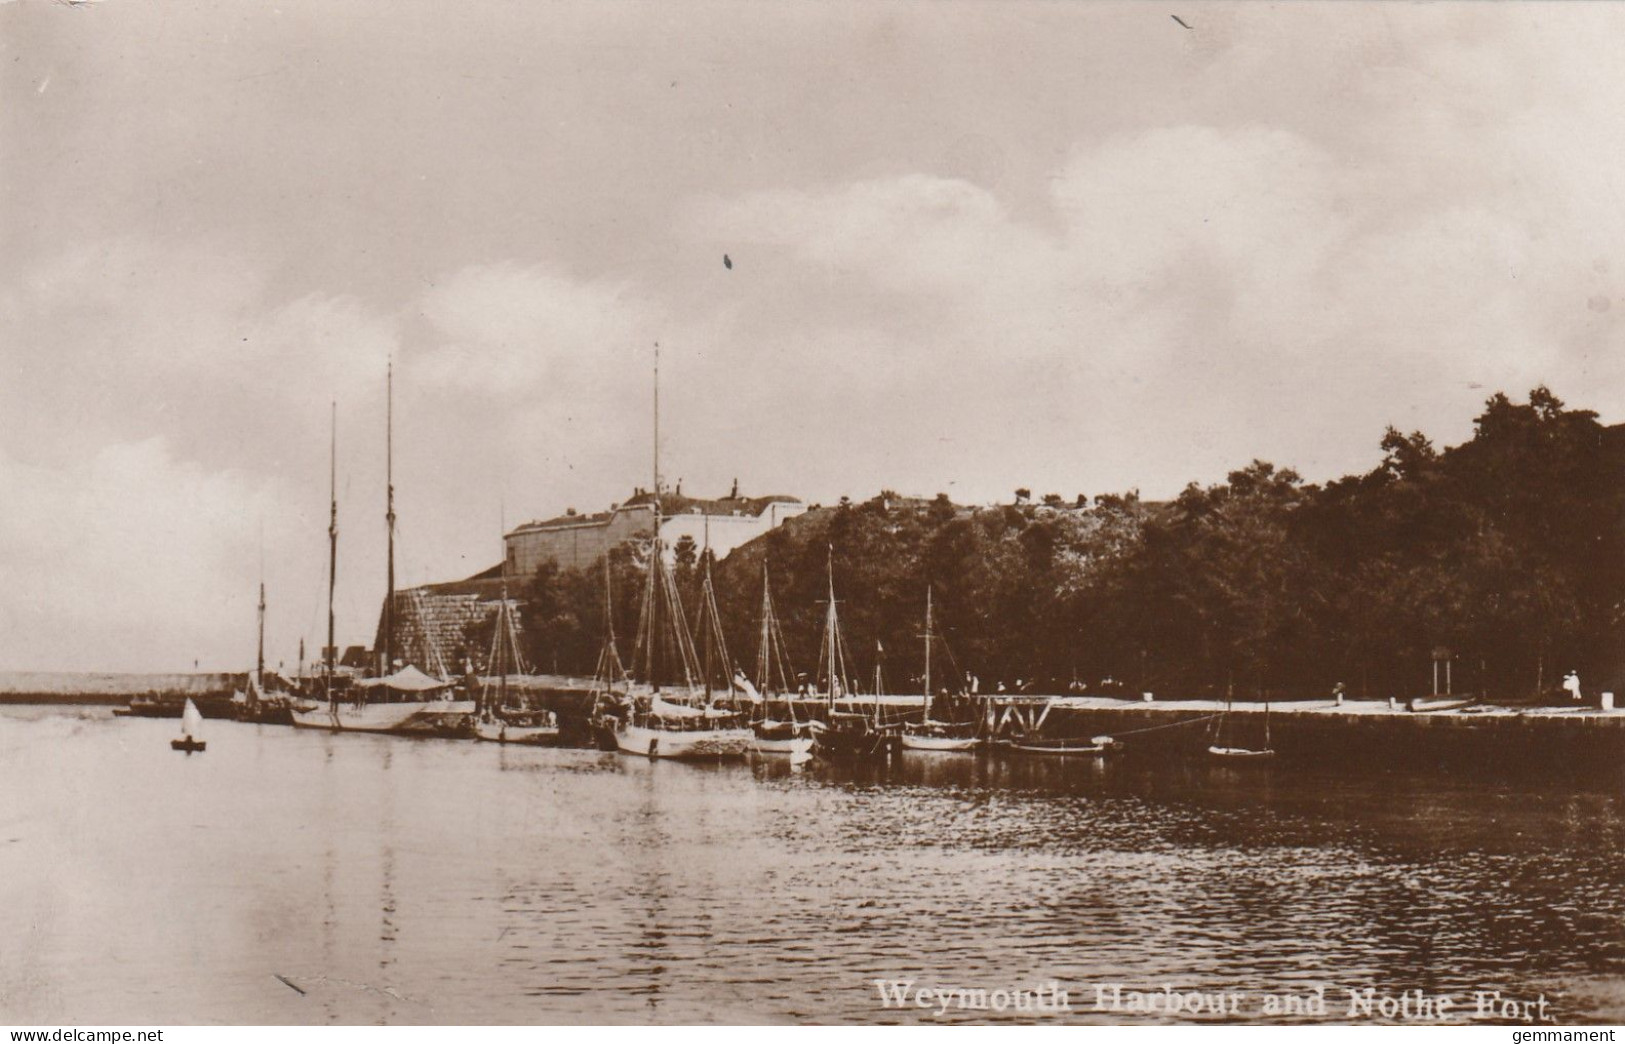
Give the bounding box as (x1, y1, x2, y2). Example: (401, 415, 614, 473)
(0, 706, 1621, 1024)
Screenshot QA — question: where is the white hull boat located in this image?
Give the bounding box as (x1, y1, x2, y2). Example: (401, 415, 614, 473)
(474, 720, 560, 745)
(1207, 745, 1275, 761)
(614, 720, 755, 760)
(900, 730, 980, 752)
(291, 698, 475, 733)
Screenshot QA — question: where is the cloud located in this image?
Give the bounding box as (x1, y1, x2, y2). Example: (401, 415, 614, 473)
(9, 3, 1625, 672)
(0, 439, 275, 671)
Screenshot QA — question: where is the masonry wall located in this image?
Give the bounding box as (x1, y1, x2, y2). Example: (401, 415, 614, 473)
(506, 501, 808, 577)
(507, 505, 656, 575)
(379, 582, 519, 676)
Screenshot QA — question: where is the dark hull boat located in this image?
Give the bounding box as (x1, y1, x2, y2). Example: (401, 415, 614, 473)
(898, 590, 981, 752)
(812, 714, 900, 758)
(170, 737, 206, 753)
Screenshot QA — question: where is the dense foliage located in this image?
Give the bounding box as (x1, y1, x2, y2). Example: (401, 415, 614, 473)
(506, 389, 1625, 700)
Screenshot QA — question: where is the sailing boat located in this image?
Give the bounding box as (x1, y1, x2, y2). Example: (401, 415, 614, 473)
(810, 547, 899, 759)
(171, 698, 206, 753)
(901, 587, 979, 751)
(746, 563, 813, 756)
(290, 369, 475, 734)
(235, 558, 296, 725)
(1207, 687, 1275, 760)
(473, 579, 559, 745)
(608, 344, 753, 760)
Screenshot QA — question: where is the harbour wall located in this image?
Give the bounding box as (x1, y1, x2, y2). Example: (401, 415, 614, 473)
(996, 697, 1625, 771)
(0, 671, 249, 704)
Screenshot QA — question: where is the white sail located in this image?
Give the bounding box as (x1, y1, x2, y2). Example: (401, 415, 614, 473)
(181, 698, 204, 739)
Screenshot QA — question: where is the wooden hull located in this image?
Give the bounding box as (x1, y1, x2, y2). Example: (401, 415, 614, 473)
(170, 738, 206, 753)
(901, 732, 980, 751)
(753, 720, 813, 755)
(614, 721, 755, 760)
(813, 725, 900, 759)
(473, 720, 561, 745)
(1003, 738, 1108, 756)
(1407, 697, 1476, 714)
(290, 699, 476, 733)
(754, 733, 814, 755)
(1207, 745, 1275, 760)
(234, 703, 295, 726)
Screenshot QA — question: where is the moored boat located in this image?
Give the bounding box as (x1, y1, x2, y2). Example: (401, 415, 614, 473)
(471, 567, 560, 745)
(901, 588, 981, 752)
(903, 721, 981, 751)
(290, 371, 477, 737)
(745, 563, 813, 758)
(290, 666, 474, 733)
(805, 548, 897, 760)
(1002, 734, 1113, 756)
(1207, 744, 1274, 761)
(606, 345, 753, 762)
(473, 712, 560, 745)
(1206, 693, 1274, 760)
(614, 695, 755, 759)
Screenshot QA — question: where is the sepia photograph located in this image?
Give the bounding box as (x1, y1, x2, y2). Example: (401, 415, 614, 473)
(2, 0, 1624, 1031)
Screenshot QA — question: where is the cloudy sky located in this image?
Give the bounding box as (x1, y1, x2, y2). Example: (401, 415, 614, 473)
(3, 1, 1623, 672)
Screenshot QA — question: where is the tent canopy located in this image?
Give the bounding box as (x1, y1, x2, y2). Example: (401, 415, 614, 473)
(356, 664, 452, 692)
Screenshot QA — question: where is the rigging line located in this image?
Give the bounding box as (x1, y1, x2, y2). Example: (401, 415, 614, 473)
(1101, 711, 1224, 737)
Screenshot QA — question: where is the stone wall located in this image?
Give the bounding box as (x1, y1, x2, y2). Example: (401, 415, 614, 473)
(376, 580, 520, 676)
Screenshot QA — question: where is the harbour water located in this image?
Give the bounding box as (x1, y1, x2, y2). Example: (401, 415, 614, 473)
(1, 705, 1622, 1025)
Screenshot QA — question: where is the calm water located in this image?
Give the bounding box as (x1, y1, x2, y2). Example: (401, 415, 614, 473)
(2, 706, 1623, 1025)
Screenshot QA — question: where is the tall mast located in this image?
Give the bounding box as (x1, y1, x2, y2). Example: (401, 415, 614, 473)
(649, 343, 661, 684)
(825, 544, 838, 702)
(384, 360, 396, 673)
(326, 401, 337, 699)
(256, 580, 266, 687)
(498, 499, 507, 712)
(256, 522, 266, 687)
(923, 585, 933, 719)
(652, 342, 660, 512)
(757, 563, 771, 691)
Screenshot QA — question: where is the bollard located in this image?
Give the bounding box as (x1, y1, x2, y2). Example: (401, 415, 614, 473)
(1603, 692, 1615, 712)
(1142, 692, 1154, 702)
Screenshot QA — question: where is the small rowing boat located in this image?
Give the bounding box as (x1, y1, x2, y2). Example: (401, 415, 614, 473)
(1002, 735, 1113, 756)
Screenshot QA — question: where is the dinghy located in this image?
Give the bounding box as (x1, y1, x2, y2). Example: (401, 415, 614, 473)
(1003, 735, 1112, 756)
(170, 698, 207, 753)
(1207, 744, 1274, 760)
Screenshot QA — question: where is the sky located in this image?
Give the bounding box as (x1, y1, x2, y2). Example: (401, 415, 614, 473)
(3, 0, 1624, 672)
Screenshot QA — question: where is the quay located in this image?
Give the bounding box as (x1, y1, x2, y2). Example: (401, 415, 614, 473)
(978, 695, 1625, 769)
(472, 682, 1625, 769)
